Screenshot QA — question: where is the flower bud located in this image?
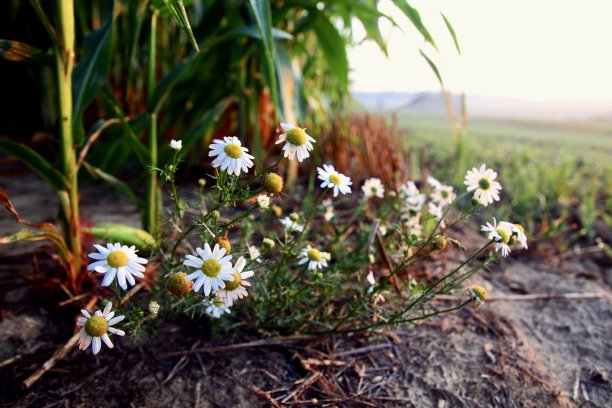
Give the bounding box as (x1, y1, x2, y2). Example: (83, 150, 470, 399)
(290, 212, 299, 222)
(262, 238, 275, 250)
(263, 173, 284, 194)
(256, 194, 270, 209)
(210, 210, 221, 220)
(148, 301, 160, 317)
(216, 236, 231, 253)
(166, 272, 194, 297)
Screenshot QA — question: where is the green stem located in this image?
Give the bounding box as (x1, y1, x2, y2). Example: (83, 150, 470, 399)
(56, 0, 81, 283)
(145, 12, 159, 235)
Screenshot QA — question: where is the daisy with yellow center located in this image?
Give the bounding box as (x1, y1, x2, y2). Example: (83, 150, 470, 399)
(464, 164, 502, 206)
(298, 245, 330, 271)
(317, 164, 352, 197)
(481, 218, 513, 257)
(205, 297, 231, 319)
(183, 243, 233, 296)
(430, 184, 456, 207)
(500, 221, 528, 249)
(276, 123, 316, 162)
(76, 302, 125, 355)
(216, 256, 254, 306)
(280, 216, 304, 232)
(209, 136, 255, 176)
(362, 178, 385, 199)
(87, 243, 148, 290)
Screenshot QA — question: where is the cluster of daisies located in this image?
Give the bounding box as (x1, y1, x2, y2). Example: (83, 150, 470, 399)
(77, 122, 524, 355)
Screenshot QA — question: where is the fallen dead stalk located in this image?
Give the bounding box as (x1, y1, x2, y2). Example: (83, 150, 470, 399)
(435, 292, 607, 302)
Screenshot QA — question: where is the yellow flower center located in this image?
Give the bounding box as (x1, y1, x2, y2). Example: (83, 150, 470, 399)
(263, 173, 284, 194)
(307, 248, 322, 262)
(166, 272, 194, 297)
(213, 298, 225, 308)
(224, 273, 242, 291)
(224, 143, 243, 159)
(441, 190, 449, 198)
(286, 127, 307, 146)
(202, 259, 221, 277)
(470, 286, 487, 304)
(478, 178, 491, 190)
(495, 227, 510, 244)
(329, 174, 342, 186)
(84, 315, 108, 337)
(107, 251, 128, 268)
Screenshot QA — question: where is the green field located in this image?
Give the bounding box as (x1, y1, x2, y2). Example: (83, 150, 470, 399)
(396, 112, 612, 243)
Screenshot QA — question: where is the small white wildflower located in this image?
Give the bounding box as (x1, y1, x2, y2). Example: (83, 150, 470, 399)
(481, 218, 512, 257)
(205, 297, 231, 319)
(430, 184, 456, 207)
(276, 123, 316, 162)
(256, 194, 270, 209)
(148, 301, 160, 317)
(76, 302, 125, 355)
(280, 216, 304, 232)
(317, 164, 352, 197)
(216, 256, 254, 306)
(465, 164, 502, 206)
(362, 178, 385, 199)
(169, 139, 182, 151)
(298, 245, 330, 271)
(183, 243, 234, 296)
(209, 136, 255, 176)
(87, 243, 148, 291)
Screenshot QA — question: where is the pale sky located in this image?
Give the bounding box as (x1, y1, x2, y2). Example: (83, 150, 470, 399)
(348, 0, 612, 101)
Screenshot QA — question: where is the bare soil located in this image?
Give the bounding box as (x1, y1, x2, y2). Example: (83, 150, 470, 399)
(1, 173, 611, 407)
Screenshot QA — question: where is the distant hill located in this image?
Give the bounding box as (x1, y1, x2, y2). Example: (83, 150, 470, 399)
(352, 91, 612, 121)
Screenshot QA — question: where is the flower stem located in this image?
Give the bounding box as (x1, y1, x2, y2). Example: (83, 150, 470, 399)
(144, 11, 159, 236)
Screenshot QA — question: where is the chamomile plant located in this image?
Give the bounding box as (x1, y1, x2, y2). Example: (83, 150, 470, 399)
(78, 123, 527, 354)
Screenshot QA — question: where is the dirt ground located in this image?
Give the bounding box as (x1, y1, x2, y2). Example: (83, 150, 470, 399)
(1, 173, 611, 407)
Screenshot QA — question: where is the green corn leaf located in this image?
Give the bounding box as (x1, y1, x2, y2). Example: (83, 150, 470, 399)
(0, 39, 52, 64)
(419, 50, 443, 86)
(441, 13, 460, 55)
(246, 0, 280, 118)
(230, 26, 293, 41)
(311, 12, 349, 90)
(90, 223, 156, 249)
(391, 0, 437, 50)
(82, 161, 143, 208)
(161, 0, 199, 52)
(72, 0, 115, 146)
(0, 140, 68, 191)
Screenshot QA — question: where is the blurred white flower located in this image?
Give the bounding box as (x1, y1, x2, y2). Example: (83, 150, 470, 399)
(280, 216, 304, 232)
(87, 243, 148, 291)
(256, 194, 270, 209)
(209, 136, 255, 176)
(317, 164, 352, 197)
(169, 139, 182, 151)
(362, 178, 385, 199)
(465, 164, 502, 206)
(205, 297, 231, 319)
(76, 302, 125, 355)
(276, 123, 316, 162)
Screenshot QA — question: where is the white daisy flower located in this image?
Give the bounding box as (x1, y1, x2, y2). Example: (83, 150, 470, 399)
(464, 164, 502, 206)
(280, 216, 304, 232)
(481, 218, 512, 257)
(216, 256, 254, 306)
(499, 221, 528, 250)
(405, 194, 426, 212)
(298, 245, 330, 271)
(183, 243, 234, 296)
(362, 178, 385, 199)
(399, 181, 420, 198)
(317, 165, 352, 197)
(169, 139, 182, 151)
(205, 297, 231, 319)
(87, 243, 148, 291)
(321, 199, 335, 221)
(256, 194, 270, 209)
(276, 123, 316, 162)
(427, 175, 443, 190)
(76, 302, 125, 355)
(427, 202, 444, 221)
(430, 184, 456, 207)
(208, 136, 255, 176)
